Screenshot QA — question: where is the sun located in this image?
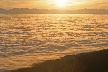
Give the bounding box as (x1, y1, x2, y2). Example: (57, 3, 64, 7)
(54, 0, 67, 7)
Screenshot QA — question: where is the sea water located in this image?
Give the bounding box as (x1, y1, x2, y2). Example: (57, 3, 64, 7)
(0, 14, 108, 71)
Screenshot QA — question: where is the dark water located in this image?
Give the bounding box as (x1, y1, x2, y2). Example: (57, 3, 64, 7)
(0, 14, 108, 71)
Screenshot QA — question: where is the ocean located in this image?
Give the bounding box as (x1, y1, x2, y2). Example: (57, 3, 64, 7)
(0, 14, 108, 71)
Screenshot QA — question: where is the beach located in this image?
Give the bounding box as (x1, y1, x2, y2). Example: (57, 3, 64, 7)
(9, 49, 108, 72)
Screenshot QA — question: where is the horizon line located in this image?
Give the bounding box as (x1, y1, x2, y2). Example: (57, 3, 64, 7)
(0, 8, 108, 10)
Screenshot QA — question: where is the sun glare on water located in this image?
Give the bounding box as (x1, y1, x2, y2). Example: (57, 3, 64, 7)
(54, 0, 67, 7)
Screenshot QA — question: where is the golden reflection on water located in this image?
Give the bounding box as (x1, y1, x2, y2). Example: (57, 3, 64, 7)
(0, 14, 108, 70)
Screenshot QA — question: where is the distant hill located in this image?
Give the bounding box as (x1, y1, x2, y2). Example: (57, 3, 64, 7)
(0, 8, 108, 14)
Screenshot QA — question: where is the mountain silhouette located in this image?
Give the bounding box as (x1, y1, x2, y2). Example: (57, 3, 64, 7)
(0, 8, 108, 14)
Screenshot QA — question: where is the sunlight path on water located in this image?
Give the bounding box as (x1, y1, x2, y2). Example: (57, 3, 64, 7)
(0, 14, 108, 71)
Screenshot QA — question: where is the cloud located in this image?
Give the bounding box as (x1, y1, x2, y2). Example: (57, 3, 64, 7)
(0, 0, 108, 9)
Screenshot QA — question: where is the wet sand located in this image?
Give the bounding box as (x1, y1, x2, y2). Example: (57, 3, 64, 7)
(9, 49, 108, 72)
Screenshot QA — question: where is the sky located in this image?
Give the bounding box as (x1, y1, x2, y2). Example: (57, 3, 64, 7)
(0, 0, 108, 10)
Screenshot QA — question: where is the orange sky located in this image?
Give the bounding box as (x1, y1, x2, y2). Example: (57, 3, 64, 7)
(0, 0, 108, 10)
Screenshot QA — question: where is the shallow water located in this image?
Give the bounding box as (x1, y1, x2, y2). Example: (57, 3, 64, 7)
(0, 14, 108, 71)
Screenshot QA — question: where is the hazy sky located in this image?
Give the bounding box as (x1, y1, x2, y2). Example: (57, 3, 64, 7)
(0, 0, 108, 10)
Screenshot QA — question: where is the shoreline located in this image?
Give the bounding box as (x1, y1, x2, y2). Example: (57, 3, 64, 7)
(9, 49, 108, 72)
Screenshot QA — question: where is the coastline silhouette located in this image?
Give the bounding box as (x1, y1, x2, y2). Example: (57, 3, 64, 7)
(0, 8, 108, 14)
